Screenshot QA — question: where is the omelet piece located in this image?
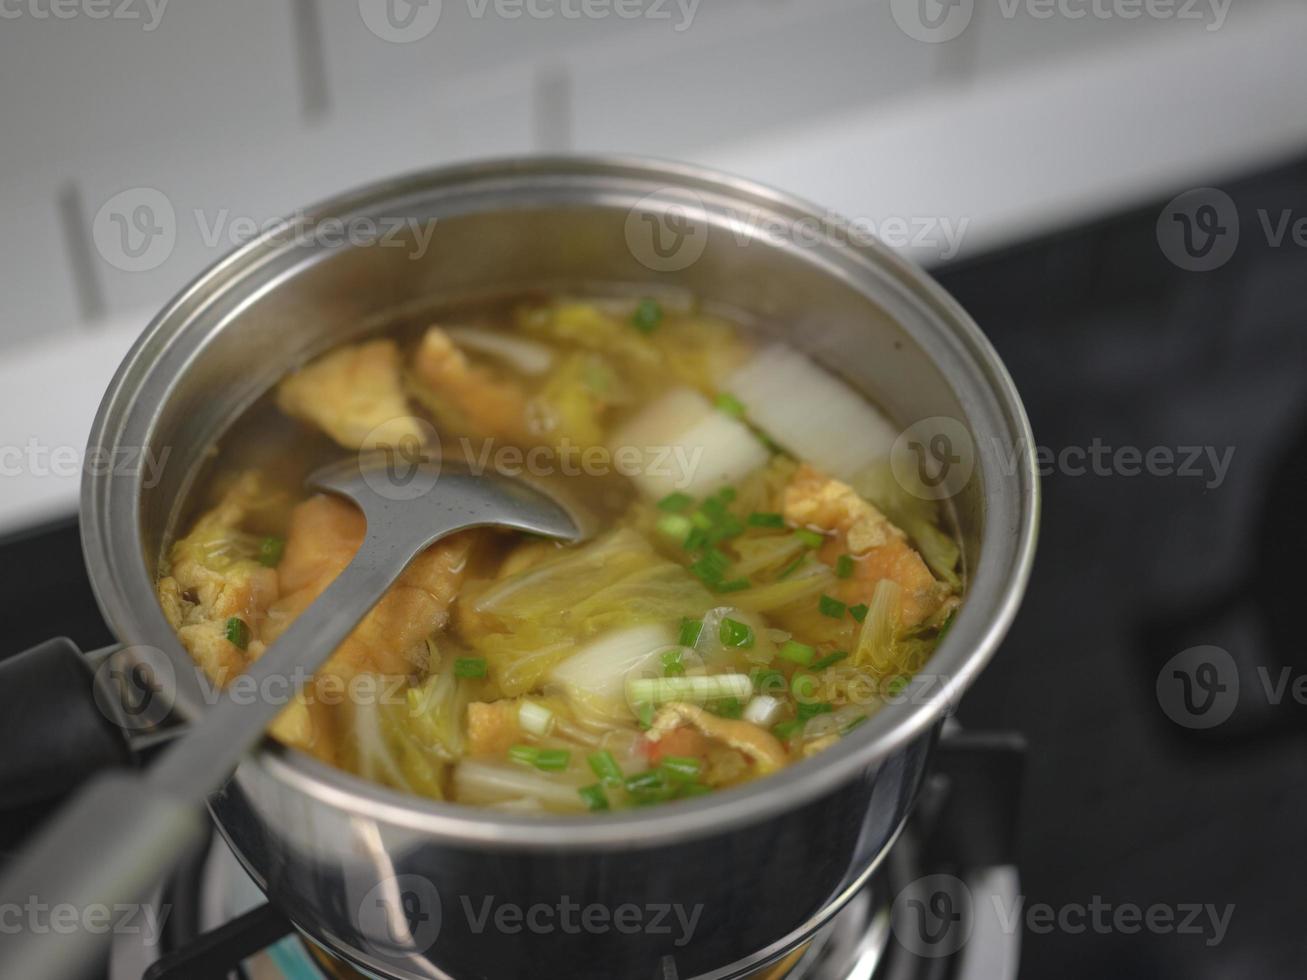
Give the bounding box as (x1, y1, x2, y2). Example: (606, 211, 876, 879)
(264, 493, 475, 680)
(277, 338, 425, 450)
(782, 463, 950, 627)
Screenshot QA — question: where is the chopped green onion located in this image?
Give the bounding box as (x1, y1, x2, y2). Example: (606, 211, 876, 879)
(508, 746, 571, 771)
(257, 537, 285, 567)
(678, 618, 703, 647)
(706, 515, 745, 543)
(225, 617, 250, 651)
(683, 528, 709, 552)
(779, 640, 815, 666)
(632, 298, 663, 334)
(690, 510, 714, 530)
(791, 672, 819, 701)
(747, 512, 786, 529)
(715, 577, 751, 593)
(588, 750, 624, 786)
(794, 529, 825, 549)
(454, 657, 488, 679)
(797, 701, 833, 722)
(777, 554, 807, 580)
(819, 594, 847, 619)
(772, 720, 804, 741)
(811, 650, 850, 671)
(706, 696, 744, 719)
(719, 618, 755, 648)
(635, 701, 655, 729)
(518, 701, 555, 736)
(835, 554, 855, 579)
(657, 491, 693, 512)
(657, 513, 694, 543)
(578, 784, 609, 811)
(715, 392, 747, 418)
(626, 674, 753, 707)
(849, 603, 869, 623)
(659, 756, 703, 783)
(661, 648, 686, 677)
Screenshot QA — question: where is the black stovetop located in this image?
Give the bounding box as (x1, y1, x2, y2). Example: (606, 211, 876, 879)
(4, 155, 1307, 980)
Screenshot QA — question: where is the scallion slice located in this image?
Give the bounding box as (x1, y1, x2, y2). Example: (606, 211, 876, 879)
(225, 617, 250, 651)
(715, 392, 746, 418)
(779, 640, 815, 666)
(678, 617, 703, 647)
(747, 512, 786, 529)
(578, 784, 610, 811)
(659, 756, 703, 783)
(508, 746, 571, 771)
(818, 594, 847, 619)
(454, 657, 488, 679)
(835, 554, 854, 579)
(587, 750, 624, 786)
(626, 674, 753, 707)
(257, 537, 284, 568)
(810, 650, 850, 671)
(794, 529, 825, 549)
(719, 618, 754, 648)
(849, 603, 869, 623)
(657, 491, 693, 512)
(632, 298, 663, 333)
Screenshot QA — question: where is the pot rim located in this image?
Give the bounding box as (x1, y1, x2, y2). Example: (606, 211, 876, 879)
(82, 154, 1039, 849)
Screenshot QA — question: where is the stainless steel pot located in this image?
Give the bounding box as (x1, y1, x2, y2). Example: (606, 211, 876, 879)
(77, 157, 1038, 980)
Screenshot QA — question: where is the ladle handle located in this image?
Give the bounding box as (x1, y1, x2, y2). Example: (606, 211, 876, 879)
(145, 541, 416, 804)
(0, 534, 422, 980)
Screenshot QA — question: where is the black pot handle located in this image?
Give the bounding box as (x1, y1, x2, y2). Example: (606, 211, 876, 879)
(0, 638, 136, 807)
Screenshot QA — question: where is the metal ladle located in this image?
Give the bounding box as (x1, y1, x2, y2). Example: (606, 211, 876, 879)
(0, 452, 584, 980)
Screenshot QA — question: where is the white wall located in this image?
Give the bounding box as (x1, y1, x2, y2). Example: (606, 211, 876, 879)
(0, 0, 1304, 531)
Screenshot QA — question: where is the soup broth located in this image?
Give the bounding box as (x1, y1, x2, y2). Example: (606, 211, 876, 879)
(157, 293, 962, 813)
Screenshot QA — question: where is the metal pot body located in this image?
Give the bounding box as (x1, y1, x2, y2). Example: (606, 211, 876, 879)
(81, 158, 1039, 980)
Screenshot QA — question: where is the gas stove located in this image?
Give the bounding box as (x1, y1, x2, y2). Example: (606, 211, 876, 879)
(107, 732, 1022, 980)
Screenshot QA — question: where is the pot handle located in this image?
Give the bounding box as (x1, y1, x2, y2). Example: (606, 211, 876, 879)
(0, 638, 136, 807)
(0, 771, 204, 980)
